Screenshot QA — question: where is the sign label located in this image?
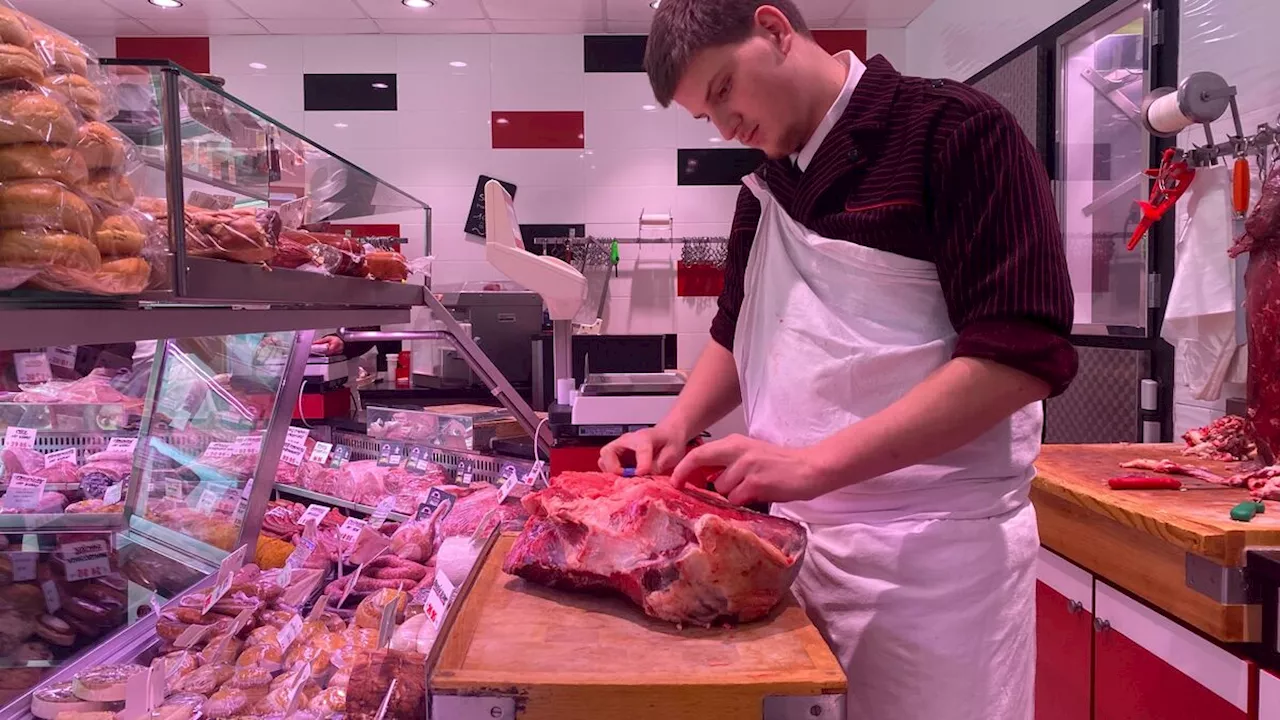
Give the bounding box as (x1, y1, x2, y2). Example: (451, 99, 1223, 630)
(44, 448, 77, 468)
(280, 427, 310, 466)
(46, 346, 77, 370)
(202, 442, 235, 461)
(3, 427, 36, 450)
(338, 517, 367, 548)
(165, 479, 184, 500)
(232, 435, 262, 455)
(423, 570, 456, 630)
(377, 442, 404, 468)
(4, 474, 45, 510)
(41, 580, 60, 613)
(107, 437, 138, 454)
(196, 488, 222, 514)
(102, 483, 123, 506)
(202, 544, 248, 614)
(299, 503, 329, 528)
(14, 352, 51, 384)
(277, 614, 303, 652)
(368, 497, 395, 530)
(497, 463, 522, 503)
(309, 442, 333, 465)
(60, 539, 111, 582)
(415, 487, 455, 522)
(10, 552, 36, 582)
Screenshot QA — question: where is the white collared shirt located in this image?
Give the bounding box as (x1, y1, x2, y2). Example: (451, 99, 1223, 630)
(791, 50, 865, 172)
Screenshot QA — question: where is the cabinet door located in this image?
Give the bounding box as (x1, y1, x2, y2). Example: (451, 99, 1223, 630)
(1036, 548, 1093, 720)
(1094, 582, 1250, 720)
(1261, 670, 1280, 719)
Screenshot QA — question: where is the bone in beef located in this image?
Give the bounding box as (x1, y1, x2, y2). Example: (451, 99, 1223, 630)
(502, 472, 807, 627)
(1182, 415, 1256, 461)
(1119, 459, 1236, 486)
(1230, 162, 1280, 464)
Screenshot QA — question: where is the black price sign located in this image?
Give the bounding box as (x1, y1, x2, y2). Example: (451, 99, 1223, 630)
(406, 445, 429, 476)
(415, 487, 456, 522)
(329, 445, 352, 468)
(376, 442, 404, 468)
(454, 459, 473, 486)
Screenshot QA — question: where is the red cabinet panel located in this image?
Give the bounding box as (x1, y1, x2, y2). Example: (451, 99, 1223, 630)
(1036, 581, 1092, 720)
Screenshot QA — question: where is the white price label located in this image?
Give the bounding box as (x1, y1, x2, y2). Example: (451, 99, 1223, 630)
(107, 437, 138, 454)
(309, 442, 333, 464)
(233, 435, 262, 454)
(174, 623, 213, 649)
(286, 536, 315, 571)
(4, 474, 44, 511)
(299, 504, 329, 528)
(424, 571, 456, 630)
(202, 442, 235, 460)
(277, 614, 303, 651)
(9, 552, 36, 582)
(14, 352, 51, 384)
(368, 497, 395, 530)
(41, 580, 60, 614)
(202, 545, 246, 615)
(44, 447, 77, 468)
(279, 431, 308, 466)
(102, 483, 123, 506)
(3, 427, 36, 450)
(338, 517, 366, 548)
(165, 479, 184, 500)
(45, 346, 76, 370)
(61, 540, 111, 582)
(284, 426, 310, 449)
(196, 488, 222, 514)
(497, 464, 522, 503)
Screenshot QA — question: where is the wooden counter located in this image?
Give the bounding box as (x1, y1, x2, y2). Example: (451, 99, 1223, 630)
(1033, 443, 1280, 643)
(431, 535, 847, 720)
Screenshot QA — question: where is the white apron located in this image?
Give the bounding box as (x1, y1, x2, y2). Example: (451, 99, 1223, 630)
(733, 174, 1041, 720)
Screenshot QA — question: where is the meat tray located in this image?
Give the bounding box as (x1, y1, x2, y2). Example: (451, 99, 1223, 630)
(430, 534, 847, 720)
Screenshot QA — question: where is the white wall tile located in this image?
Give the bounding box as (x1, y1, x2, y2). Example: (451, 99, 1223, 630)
(676, 332, 711, 371)
(674, 296, 719, 334)
(584, 73, 658, 112)
(398, 72, 491, 111)
(603, 295, 674, 335)
(432, 260, 506, 288)
(491, 71, 584, 111)
(585, 108, 678, 149)
(219, 74, 303, 119)
(211, 36, 304, 76)
(865, 29, 907, 68)
(675, 186, 742, 225)
(584, 149, 676, 187)
(487, 150, 586, 187)
(303, 111, 400, 151)
(77, 36, 116, 60)
(511, 185, 586, 224)
(395, 110, 493, 149)
(302, 34, 398, 73)
(584, 185, 675, 225)
(396, 35, 490, 70)
(490, 34, 583, 76)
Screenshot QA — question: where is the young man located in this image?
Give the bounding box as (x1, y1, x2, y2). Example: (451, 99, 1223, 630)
(599, 1, 1077, 717)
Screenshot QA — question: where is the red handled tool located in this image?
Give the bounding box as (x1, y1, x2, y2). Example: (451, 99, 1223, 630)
(1127, 149, 1197, 251)
(1107, 476, 1231, 490)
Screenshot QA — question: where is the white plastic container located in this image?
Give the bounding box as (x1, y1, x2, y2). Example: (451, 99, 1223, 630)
(385, 353, 399, 386)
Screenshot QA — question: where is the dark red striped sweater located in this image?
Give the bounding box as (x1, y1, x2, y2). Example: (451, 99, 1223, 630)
(710, 55, 1079, 396)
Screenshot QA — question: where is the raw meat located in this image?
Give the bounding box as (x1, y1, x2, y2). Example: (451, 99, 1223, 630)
(437, 484, 525, 544)
(1119, 458, 1236, 486)
(503, 472, 807, 627)
(76, 451, 131, 497)
(1229, 162, 1280, 463)
(345, 649, 427, 720)
(0, 447, 44, 480)
(1182, 415, 1256, 461)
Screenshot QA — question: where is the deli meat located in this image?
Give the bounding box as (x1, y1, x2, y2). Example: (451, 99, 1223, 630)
(1182, 415, 1256, 461)
(503, 472, 807, 627)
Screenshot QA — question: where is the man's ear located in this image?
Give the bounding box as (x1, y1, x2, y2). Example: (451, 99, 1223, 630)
(754, 5, 795, 54)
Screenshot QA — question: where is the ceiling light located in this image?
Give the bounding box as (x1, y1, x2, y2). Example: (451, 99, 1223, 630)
(402, 0, 434, 7)
(650, 0, 660, 7)
(495, 117, 509, 125)
(334, 122, 348, 128)
(248, 62, 266, 70)
(642, 104, 656, 111)
(371, 82, 389, 89)
(449, 61, 468, 68)
(709, 137, 722, 143)
(149, 0, 183, 7)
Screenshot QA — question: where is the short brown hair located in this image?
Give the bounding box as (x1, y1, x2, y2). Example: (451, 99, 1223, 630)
(644, 0, 811, 107)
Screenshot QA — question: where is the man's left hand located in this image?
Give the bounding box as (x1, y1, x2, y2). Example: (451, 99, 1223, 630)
(670, 435, 838, 506)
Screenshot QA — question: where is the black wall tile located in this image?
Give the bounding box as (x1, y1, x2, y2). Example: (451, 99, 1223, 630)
(519, 223, 586, 261)
(303, 73, 398, 111)
(677, 148, 766, 186)
(584, 35, 648, 73)
(464, 175, 518, 238)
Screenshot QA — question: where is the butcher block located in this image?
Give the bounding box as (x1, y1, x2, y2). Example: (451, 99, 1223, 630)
(1033, 443, 1280, 643)
(430, 534, 847, 720)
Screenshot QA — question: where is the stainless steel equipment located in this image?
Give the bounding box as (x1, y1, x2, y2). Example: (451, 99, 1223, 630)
(439, 290, 544, 388)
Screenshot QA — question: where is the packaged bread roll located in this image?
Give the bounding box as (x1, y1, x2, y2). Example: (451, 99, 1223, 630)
(0, 143, 86, 186)
(42, 74, 103, 121)
(0, 44, 43, 85)
(0, 229, 99, 272)
(92, 212, 144, 258)
(75, 122, 127, 172)
(31, 30, 88, 77)
(0, 91, 76, 146)
(0, 180, 93, 235)
(80, 170, 135, 208)
(0, 6, 33, 48)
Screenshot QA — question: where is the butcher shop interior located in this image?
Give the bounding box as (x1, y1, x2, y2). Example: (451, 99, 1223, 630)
(0, 0, 1278, 717)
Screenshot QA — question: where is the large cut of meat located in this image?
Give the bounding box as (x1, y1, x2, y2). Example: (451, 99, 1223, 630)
(1182, 415, 1256, 461)
(503, 472, 807, 627)
(1119, 458, 1236, 486)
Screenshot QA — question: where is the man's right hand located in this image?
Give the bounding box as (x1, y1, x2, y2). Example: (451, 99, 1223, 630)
(599, 424, 690, 476)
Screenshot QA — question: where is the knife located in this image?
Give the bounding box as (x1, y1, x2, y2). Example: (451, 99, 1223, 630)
(1107, 476, 1233, 491)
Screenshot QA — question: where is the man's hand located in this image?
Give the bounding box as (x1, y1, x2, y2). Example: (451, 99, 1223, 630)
(599, 424, 690, 476)
(670, 435, 838, 506)
(311, 336, 344, 357)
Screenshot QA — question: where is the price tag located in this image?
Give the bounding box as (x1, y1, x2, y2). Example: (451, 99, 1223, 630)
(415, 487, 455, 522)
(309, 442, 333, 465)
(373, 678, 400, 720)
(281, 661, 312, 716)
(14, 352, 51, 384)
(286, 536, 315, 570)
(202, 442, 235, 460)
(216, 410, 253, 432)
(41, 580, 60, 614)
(338, 562, 365, 607)
(102, 483, 123, 506)
(280, 427, 310, 466)
(368, 497, 395, 530)
(497, 464, 522, 503)
(202, 545, 247, 615)
(525, 460, 547, 488)
(196, 488, 223, 514)
(44, 448, 77, 468)
(347, 529, 390, 566)
(45, 346, 77, 370)
(9, 552, 37, 582)
(299, 503, 329, 528)
(3, 427, 36, 450)
(4, 474, 44, 511)
(307, 595, 330, 622)
(107, 437, 138, 454)
(330, 445, 352, 468)
(61, 539, 111, 582)
(277, 614, 303, 652)
(405, 445, 427, 476)
(376, 442, 404, 468)
(424, 570, 456, 630)
(458, 459, 474, 486)
(228, 608, 254, 636)
(232, 435, 262, 455)
(377, 596, 399, 648)
(338, 517, 366, 548)
(174, 623, 213, 649)
(165, 479, 184, 500)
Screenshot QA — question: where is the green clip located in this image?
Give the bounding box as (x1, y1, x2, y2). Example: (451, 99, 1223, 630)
(1230, 500, 1264, 523)
(610, 240, 620, 277)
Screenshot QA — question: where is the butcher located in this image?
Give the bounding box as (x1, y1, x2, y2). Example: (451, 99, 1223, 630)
(599, 1, 1077, 718)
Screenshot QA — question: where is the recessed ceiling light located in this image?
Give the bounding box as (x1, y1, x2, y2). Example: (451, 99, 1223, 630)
(248, 62, 266, 70)
(402, 0, 434, 7)
(642, 104, 656, 111)
(371, 82, 389, 89)
(650, 0, 660, 7)
(149, 0, 183, 7)
(709, 137, 722, 143)
(495, 117, 510, 125)
(334, 122, 348, 128)
(449, 61, 468, 68)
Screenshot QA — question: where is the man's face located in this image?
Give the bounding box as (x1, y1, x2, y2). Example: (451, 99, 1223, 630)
(672, 30, 805, 160)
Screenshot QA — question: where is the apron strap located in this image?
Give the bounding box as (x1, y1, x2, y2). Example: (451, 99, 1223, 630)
(741, 173, 776, 208)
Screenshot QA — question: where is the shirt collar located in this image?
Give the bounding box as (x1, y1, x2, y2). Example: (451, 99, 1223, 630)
(791, 50, 865, 172)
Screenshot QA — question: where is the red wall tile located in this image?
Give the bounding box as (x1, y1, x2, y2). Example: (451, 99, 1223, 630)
(492, 111, 585, 150)
(811, 30, 867, 60)
(115, 37, 211, 74)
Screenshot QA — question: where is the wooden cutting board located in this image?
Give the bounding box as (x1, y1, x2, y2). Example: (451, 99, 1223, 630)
(431, 535, 846, 720)
(1033, 443, 1280, 642)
